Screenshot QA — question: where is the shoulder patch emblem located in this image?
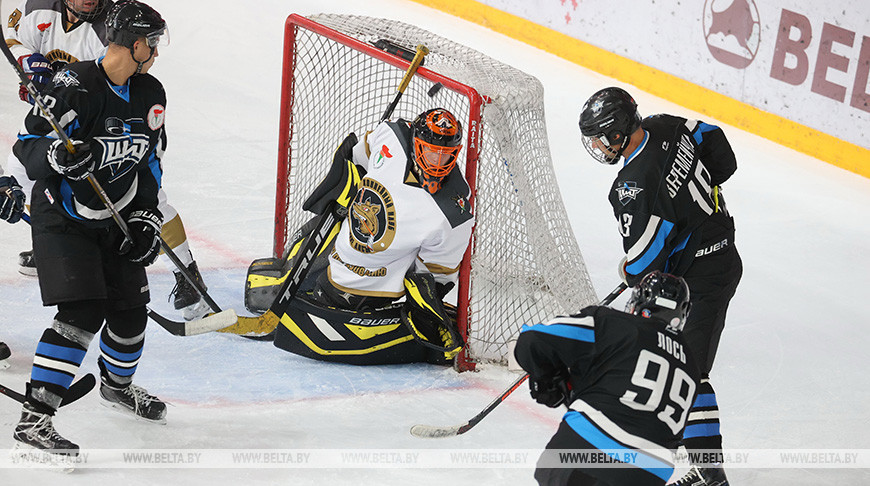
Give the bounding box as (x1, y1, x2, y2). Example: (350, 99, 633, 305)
(53, 69, 79, 88)
(147, 104, 165, 131)
(452, 195, 468, 213)
(373, 144, 392, 169)
(615, 181, 643, 206)
(348, 178, 396, 253)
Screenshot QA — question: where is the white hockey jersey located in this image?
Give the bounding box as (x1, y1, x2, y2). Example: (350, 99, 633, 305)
(5, 0, 108, 66)
(327, 120, 474, 298)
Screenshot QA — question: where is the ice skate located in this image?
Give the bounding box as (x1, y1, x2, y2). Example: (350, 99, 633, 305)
(170, 261, 209, 320)
(670, 465, 729, 486)
(18, 250, 37, 277)
(100, 382, 167, 424)
(0, 341, 10, 370)
(12, 402, 79, 471)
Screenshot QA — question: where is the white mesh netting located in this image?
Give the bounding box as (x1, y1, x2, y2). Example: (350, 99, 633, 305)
(278, 14, 598, 364)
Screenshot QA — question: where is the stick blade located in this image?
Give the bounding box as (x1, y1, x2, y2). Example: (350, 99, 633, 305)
(184, 309, 238, 335)
(409, 423, 465, 439)
(148, 308, 239, 336)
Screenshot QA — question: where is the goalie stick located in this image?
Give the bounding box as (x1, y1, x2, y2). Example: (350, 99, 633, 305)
(0, 21, 237, 336)
(219, 44, 430, 337)
(0, 373, 96, 408)
(410, 282, 629, 439)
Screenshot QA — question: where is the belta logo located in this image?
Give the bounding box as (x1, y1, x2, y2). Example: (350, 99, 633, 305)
(702, 0, 761, 69)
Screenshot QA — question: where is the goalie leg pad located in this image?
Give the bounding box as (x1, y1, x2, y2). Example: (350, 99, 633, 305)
(244, 217, 336, 313)
(273, 295, 435, 365)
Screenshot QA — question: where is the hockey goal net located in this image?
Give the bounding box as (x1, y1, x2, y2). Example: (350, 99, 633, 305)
(274, 14, 597, 370)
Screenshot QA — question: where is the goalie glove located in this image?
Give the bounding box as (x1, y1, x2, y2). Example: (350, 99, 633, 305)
(401, 272, 464, 359)
(303, 133, 365, 215)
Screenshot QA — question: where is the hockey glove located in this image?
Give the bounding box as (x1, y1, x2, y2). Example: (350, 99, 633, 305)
(47, 139, 95, 181)
(18, 53, 53, 104)
(529, 370, 571, 408)
(303, 133, 364, 215)
(117, 209, 163, 265)
(0, 176, 26, 224)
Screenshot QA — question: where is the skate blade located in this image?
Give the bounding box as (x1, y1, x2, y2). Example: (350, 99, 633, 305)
(100, 399, 168, 425)
(10, 442, 77, 473)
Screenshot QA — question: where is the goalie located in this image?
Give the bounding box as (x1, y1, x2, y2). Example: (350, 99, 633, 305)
(256, 108, 474, 365)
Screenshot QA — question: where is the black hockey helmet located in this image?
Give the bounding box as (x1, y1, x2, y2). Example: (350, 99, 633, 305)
(625, 271, 691, 332)
(105, 0, 167, 50)
(62, 0, 112, 22)
(411, 108, 463, 194)
(578, 87, 642, 165)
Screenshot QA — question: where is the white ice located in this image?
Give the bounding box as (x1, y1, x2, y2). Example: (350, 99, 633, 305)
(0, 0, 868, 484)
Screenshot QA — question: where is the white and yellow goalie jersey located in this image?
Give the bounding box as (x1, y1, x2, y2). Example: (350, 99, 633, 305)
(5, 0, 108, 66)
(327, 119, 474, 299)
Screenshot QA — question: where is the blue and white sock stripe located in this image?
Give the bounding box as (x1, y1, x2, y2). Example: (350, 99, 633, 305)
(684, 391, 721, 439)
(566, 400, 674, 481)
(521, 316, 596, 343)
(99, 328, 144, 378)
(31, 341, 86, 388)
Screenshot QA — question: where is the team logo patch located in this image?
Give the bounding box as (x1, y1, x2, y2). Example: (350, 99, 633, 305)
(147, 104, 165, 131)
(615, 181, 643, 206)
(52, 69, 79, 88)
(452, 195, 468, 213)
(96, 133, 151, 183)
(348, 178, 396, 254)
(105, 117, 133, 136)
(373, 144, 392, 169)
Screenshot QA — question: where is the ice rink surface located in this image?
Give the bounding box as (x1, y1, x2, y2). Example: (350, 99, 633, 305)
(1, 0, 869, 484)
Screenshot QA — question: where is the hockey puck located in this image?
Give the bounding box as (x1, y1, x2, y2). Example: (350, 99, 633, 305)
(428, 82, 443, 97)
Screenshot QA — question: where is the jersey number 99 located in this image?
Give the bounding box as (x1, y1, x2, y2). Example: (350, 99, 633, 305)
(619, 349, 696, 435)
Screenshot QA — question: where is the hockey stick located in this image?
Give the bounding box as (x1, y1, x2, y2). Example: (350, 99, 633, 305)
(16, 214, 235, 336)
(382, 44, 429, 122)
(410, 282, 629, 439)
(0, 373, 97, 408)
(219, 43, 430, 337)
(1, 25, 236, 335)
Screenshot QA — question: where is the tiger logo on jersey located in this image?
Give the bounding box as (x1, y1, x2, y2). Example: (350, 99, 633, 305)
(348, 178, 396, 254)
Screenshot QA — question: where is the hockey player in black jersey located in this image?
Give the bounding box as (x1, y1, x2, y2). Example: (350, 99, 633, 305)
(10, 0, 169, 457)
(579, 87, 740, 486)
(6, 0, 210, 320)
(516, 271, 701, 486)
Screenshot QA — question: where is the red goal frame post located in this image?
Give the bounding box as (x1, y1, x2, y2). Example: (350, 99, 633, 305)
(273, 14, 485, 370)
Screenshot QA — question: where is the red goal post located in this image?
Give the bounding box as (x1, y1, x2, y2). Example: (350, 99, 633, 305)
(273, 14, 597, 370)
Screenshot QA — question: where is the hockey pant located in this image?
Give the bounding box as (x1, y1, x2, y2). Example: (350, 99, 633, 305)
(680, 243, 742, 454)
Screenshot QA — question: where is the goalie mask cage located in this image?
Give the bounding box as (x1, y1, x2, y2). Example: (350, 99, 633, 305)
(274, 14, 597, 370)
